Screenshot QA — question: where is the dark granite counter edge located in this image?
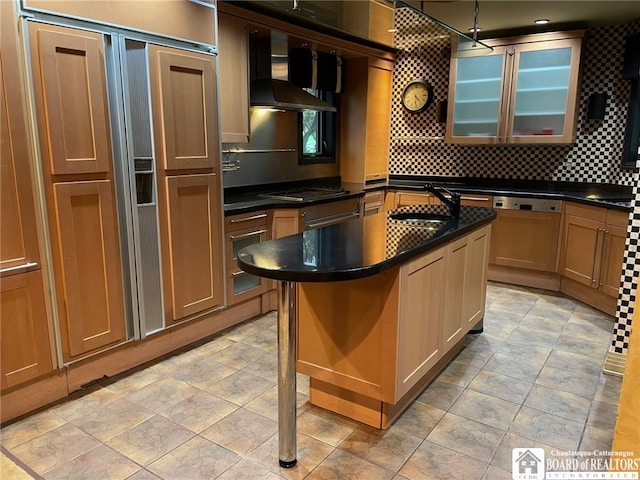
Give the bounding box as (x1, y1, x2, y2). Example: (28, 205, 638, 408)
(237, 209, 496, 283)
(224, 177, 633, 216)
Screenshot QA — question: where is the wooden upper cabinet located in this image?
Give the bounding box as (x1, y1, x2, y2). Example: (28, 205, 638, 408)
(218, 13, 250, 144)
(28, 23, 111, 175)
(340, 57, 392, 185)
(149, 45, 219, 171)
(53, 180, 126, 358)
(164, 174, 224, 320)
(1, 11, 40, 271)
(447, 31, 583, 144)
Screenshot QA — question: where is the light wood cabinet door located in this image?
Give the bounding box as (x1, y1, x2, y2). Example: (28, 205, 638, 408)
(464, 225, 491, 328)
(164, 174, 223, 320)
(1, 7, 40, 272)
(489, 209, 560, 272)
(28, 23, 111, 175)
(53, 181, 126, 358)
(443, 237, 467, 350)
(364, 62, 392, 182)
(1, 271, 53, 389)
(395, 191, 435, 208)
(397, 247, 445, 399)
(149, 45, 218, 171)
(559, 214, 602, 287)
(599, 224, 626, 298)
(218, 12, 250, 144)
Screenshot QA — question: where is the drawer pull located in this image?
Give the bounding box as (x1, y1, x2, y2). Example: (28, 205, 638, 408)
(229, 213, 267, 223)
(461, 196, 490, 202)
(231, 270, 247, 277)
(229, 229, 267, 240)
(0, 262, 39, 277)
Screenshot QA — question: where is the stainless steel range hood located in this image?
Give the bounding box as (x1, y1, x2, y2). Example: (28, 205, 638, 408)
(251, 31, 336, 112)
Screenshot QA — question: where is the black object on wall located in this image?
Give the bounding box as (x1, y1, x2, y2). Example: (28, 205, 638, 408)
(588, 92, 608, 120)
(437, 100, 448, 123)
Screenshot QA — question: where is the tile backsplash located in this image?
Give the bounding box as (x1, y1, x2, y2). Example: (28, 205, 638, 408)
(389, 9, 640, 187)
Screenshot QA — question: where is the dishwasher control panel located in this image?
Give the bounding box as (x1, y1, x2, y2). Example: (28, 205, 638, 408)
(493, 196, 562, 213)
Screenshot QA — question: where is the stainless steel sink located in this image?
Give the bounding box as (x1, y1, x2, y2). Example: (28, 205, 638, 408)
(389, 212, 453, 223)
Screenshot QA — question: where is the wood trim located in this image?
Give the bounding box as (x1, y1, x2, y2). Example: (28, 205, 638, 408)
(488, 264, 561, 291)
(560, 277, 617, 317)
(0, 370, 67, 424)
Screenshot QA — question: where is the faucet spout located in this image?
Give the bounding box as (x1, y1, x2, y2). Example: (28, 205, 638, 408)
(424, 183, 461, 218)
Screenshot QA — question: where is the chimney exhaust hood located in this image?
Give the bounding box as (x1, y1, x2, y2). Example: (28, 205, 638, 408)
(250, 31, 337, 112)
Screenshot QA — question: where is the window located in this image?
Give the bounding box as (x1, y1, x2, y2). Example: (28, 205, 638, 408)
(299, 89, 337, 164)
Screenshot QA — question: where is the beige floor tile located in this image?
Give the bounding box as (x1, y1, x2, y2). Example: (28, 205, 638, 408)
(0, 451, 34, 480)
(506, 325, 561, 349)
(240, 353, 279, 383)
(449, 389, 520, 431)
(42, 444, 140, 480)
(338, 425, 422, 471)
(436, 360, 482, 387)
(592, 373, 623, 405)
(579, 425, 614, 451)
(426, 412, 505, 463)
(165, 355, 238, 388)
(556, 334, 610, 360)
(49, 386, 122, 422)
(148, 349, 205, 375)
(523, 384, 592, 423)
(306, 449, 394, 480)
(491, 432, 563, 472)
(453, 345, 495, 368)
(190, 336, 236, 357)
(247, 432, 334, 480)
(467, 370, 533, 404)
(545, 349, 605, 377)
(416, 380, 464, 410)
(124, 469, 161, 480)
(483, 353, 544, 383)
(0, 411, 66, 448)
(296, 406, 359, 447)
(8, 423, 101, 475)
(122, 377, 201, 413)
(391, 401, 446, 439)
(398, 440, 488, 480)
(240, 326, 279, 353)
(535, 365, 599, 398)
(509, 406, 583, 452)
(586, 400, 619, 430)
(483, 465, 512, 480)
(216, 458, 282, 479)
(155, 390, 238, 433)
(203, 369, 275, 406)
(200, 407, 277, 455)
(105, 415, 195, 466)
(147, 435, 240, 479)
(244, 385, 309, 422)
(214, 342, 274, 370)
(101, 368, 165, 395)
(69, 397, 154, 442)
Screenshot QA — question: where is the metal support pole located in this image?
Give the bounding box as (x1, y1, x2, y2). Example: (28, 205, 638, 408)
(277, 280, 297, 468)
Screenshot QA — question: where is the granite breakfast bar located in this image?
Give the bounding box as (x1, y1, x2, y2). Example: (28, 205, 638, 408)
(237, 204, 496, 467)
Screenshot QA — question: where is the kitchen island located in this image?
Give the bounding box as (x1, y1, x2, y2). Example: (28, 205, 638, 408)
(237, 204, 496, 467)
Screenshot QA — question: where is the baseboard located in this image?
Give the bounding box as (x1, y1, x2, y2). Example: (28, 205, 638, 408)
(488, 264, 561, 291)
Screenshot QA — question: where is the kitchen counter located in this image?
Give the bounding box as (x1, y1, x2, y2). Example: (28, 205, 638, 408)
(388, 175, 634, 211)
(237, 204, 496, 282)
(237, 205, 495, 467)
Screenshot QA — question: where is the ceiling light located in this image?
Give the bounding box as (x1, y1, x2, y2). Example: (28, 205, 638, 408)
(535, 19, 550, 25)
(469, 27, 482, 33)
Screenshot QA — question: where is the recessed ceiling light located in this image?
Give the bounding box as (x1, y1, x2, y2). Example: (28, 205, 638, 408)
(535, 19, 550, 25)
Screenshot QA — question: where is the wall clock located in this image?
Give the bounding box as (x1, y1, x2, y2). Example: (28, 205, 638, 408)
(401, 79, 434, 114)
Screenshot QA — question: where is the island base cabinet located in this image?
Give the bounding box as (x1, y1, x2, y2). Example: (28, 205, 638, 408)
(297, 225, 491, 428)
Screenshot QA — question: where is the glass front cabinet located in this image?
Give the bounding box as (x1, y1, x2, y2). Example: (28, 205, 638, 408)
(446, 31, 583, 144)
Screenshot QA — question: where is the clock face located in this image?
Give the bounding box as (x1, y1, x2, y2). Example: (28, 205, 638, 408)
(402, 80, 433, 113)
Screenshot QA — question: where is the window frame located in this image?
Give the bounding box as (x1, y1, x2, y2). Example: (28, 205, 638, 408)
(298, 90, 337, 165)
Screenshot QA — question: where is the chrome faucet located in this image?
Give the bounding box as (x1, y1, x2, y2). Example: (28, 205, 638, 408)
(425, 183, 461, 218)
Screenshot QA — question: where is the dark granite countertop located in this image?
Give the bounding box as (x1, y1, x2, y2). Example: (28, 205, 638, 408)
(388, 175, 633, 211)
(237, 204, 496, 282)
(224, 176, 633, 216)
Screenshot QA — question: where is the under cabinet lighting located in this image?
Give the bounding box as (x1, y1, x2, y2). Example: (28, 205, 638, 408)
(469, 27, 482, 33)
(535, 19, 550, 24)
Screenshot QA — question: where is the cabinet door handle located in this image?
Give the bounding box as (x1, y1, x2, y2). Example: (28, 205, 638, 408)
(229, 229, 267, 240)
(461, 196, 490, 202)
(0, 262, 39, 277)
(591, 228, 602, 284)
(229, 213, 268, 223)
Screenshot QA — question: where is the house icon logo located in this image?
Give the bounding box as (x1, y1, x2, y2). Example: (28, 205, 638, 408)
(512, 448, 545, 480)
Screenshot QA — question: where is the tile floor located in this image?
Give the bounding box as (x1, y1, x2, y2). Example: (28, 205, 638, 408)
(0, 282, 623, 480)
